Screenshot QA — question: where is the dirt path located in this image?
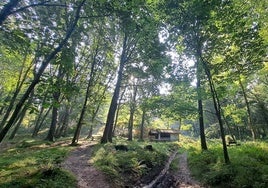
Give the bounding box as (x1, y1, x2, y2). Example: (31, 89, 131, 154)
(174, 153, 203, 188)
(61, 142, 203, 188)
(61, 141, 111, 188)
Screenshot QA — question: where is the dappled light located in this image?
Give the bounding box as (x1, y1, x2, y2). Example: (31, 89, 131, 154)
(0, 0, 267, 187)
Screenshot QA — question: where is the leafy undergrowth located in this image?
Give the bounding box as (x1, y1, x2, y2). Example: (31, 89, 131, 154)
(184, 137, 268, 188)
(0, 138, 76, 188)
(90, 139, 179, 187)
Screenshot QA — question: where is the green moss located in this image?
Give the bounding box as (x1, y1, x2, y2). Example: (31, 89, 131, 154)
(0, 138, 75, 188)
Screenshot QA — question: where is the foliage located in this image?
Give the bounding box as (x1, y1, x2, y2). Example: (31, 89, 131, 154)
(90, 139, 179, 187)
(184, 138, 268, 188)
(0, 138, 76, 188)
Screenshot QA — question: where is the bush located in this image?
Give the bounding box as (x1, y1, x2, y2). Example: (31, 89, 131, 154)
(186, 140, 268, 188)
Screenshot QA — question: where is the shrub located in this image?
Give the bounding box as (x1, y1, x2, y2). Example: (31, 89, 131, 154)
(186, 140, 268, 188)
(90, 140, 178, 187)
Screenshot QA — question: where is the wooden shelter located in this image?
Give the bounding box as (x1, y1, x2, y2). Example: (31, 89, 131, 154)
(148, 129, 180, 141)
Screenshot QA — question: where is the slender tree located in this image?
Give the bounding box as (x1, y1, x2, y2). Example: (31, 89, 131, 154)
(0, 0, 86, 143)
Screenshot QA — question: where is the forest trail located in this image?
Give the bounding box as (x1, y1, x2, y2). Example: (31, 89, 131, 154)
(61, 142, 203, 188)
(61, 141, 112, 188)
(174, 153, 203, 188)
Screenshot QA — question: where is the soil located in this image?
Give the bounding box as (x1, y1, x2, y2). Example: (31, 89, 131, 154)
(174, 153, 203, 188)
(61, 141, 204, 188)
(61, 141, 112, 188)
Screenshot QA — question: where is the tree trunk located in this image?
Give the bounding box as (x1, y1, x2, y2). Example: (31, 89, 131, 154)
(128, 85, 137, 141)
(239, 78, 256, 141)
(45, 92, 60, 142)
(201, 58, 230, 164)
(0, 55, 32, 131)
(71, 84, 90, 144)
(113, 88, 126, 136)
(9, 91, 34, 140)
(87, 87, 108, 139)
(9, 103, 27, 140)
(56, 104, 71, 138)
(71, 47, 99, 145)
(0, 0, 85, 143)
(101, 34, 128, 144)
(196, 60, 208, 150)
(32, 105, 52, 137)
(139, 109, 146, 141)
(128, 112, 134, 141)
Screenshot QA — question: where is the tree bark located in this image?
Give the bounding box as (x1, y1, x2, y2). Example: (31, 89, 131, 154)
(196, 59, 208, 150)
(71, 45, 99, 144)
(139, 109, 146, 141)
(9, 90, 34, 140)
(45, 91, 60, 142)
(0, 0, 86, 143)
(101, 34, 128, 143)
(128, 85, 137, 141)
(32, 105, 52, 137)
(56, 103, 71, 138)
(0, 55, 32, 131)
(239, 78, 256, 141)
(201, 58, 230, 164)
(112, 88, 126, 136)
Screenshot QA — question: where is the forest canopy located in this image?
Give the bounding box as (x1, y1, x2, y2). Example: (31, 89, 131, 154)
(0, 0, 267, 154)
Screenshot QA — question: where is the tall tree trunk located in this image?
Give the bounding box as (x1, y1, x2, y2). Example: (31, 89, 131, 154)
(128, 111, 134, 141)
(71, 80, 91, 144)
(45, 91, 60, 142)
(101, 34, 128, 144)
(9, 103, 27, 140)
(87, 82, 109, 139)
(0, 0, 85, 143)
(46, 62, 65, 142)
(196, 60, 208, 150)
(9, 91, 34, 140)
(0, 54, 32, 131)
(112, 88, 126, 136)
(239, 78, 256, 141)
(32, 90, 49, 137)
(128, 85, 137, 141)
(139, 109, 146, 141)
(32, 105, 52, 137)
(71, 47, 99, 145)
(56, 103, 71, 138)
(202, 58, 230, 164)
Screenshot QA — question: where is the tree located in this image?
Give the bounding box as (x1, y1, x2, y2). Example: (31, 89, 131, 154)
(101, 0, 162, 143)
(160, 0, 218, 151)
(0, 0, 86, 143)
(101, 32, 129, 143)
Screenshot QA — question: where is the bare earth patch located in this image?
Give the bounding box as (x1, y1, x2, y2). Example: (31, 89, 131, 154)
(61, 141, 112, 188)
(174, 153, 203, 188)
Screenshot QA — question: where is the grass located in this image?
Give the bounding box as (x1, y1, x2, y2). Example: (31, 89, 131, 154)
(3, 135, 267, 188)
(0, 138, 76, 188)
(183, 137, 268, 188)
(90, 138, 179, 187)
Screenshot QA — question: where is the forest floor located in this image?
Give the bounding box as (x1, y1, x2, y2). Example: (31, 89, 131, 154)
(61, 140, 204, 188)
(173, 153, 203, 188)
(61, 140, 111, 188)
